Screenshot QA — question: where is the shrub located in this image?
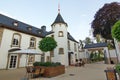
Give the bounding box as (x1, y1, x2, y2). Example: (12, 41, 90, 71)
(112, 20, 120, 42)
(115, 64, 120, 74)
(33, 62, 62, 67)
(38, 37, 57, 52)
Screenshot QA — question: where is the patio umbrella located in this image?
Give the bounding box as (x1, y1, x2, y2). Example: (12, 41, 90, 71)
(9, 49, 42, 66)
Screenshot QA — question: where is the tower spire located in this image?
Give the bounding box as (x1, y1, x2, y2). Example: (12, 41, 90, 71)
(58, 3, 60, 13)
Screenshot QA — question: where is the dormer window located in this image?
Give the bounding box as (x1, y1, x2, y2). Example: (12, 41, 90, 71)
(38, 31, 41, 34)
(27, 27, 32, 31)
(13, 22, 18, 27)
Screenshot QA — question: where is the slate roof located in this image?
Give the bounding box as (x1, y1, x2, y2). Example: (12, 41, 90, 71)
(68, 32, 78, 43)
(51, 13, 67, 26)
(84, 42, 108, 49)
(0, 14, 52, 37)
(0, 13, 78, 43)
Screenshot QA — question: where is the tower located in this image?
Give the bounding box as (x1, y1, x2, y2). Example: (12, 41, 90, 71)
(51, 6, 69, 66)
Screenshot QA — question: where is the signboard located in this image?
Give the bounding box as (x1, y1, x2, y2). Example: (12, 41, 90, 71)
(105, 70, 117, 80)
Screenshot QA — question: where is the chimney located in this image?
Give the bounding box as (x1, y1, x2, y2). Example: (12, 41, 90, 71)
(41, 25, 46, 32)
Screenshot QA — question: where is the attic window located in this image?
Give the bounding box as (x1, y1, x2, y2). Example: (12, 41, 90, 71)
(28, 27, 32, 31)
(13, 22, 18, 26)
(38, 31, 41, 34)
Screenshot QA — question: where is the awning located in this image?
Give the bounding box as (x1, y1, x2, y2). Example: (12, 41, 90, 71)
(9, 49, 42, 55)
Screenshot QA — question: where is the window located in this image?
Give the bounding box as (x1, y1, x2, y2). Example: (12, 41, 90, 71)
(58, 31, 63, 37)
(59, 48, 64, 54)
(27, 27, 32, 31)
(38, 31, 41, 34)
(68, 41, 70, 50)
(50, 50, 54, 57)
(11, 33, 21, 47)
(13, 22, 18, 27)
(29, 37, 36, 48)
(51, 35, 54, 38)
(74, 43, 77, 52)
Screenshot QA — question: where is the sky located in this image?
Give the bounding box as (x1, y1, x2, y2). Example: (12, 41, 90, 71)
(0, 0, 120, 41)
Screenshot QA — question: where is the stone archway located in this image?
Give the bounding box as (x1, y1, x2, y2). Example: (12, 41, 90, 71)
(84, 43, 111, 64)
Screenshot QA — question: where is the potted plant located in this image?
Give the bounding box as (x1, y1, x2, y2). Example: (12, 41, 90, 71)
(37, 37, 65, 77)
(38, 37, 57, 62)
(38, 37, 57, 52)
(33, 62, 65, 77)
(115, 64, 120, 78)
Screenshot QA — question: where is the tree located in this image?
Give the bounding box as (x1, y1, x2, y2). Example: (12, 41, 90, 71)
(112, 20, 120, 42)
(38, 37, 57, 52)
(96, 34, 101, 43)
(91, 2, 120, 39)
(79, 40, 84, 49)
(84, 37, 92, 44)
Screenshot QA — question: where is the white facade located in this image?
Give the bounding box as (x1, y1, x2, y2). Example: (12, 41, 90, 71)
(0, 13, 79, 69)
(51, 24, 68, 66)
(0, 28, 42, 69)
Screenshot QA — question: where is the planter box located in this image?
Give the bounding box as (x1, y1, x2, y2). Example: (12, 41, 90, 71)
(38, 65, 65, 77)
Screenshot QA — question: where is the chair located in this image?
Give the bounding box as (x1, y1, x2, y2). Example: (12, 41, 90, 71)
(26, 66, 33, 79)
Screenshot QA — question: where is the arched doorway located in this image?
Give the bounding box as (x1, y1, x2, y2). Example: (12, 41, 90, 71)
(84, 43, 114, 64)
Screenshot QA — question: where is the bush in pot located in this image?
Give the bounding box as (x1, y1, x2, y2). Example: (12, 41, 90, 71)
(33, 62, 62, 67)
(115, 64, 120, 74)
(33, 62, 65, 77)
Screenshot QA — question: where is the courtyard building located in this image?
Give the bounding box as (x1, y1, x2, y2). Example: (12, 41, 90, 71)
(0, 10, 79, 69)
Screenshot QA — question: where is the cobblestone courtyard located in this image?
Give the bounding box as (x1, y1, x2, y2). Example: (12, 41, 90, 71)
(0, 62, 115, 80)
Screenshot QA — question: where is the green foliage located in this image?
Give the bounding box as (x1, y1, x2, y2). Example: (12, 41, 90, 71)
(92, 2, 120, 39)
(84, 37, 92, 44)
(90, 52, 94, 60)
(33, 62, 62, 67)
(38, 37, 57, 52)
(115, 64, 120, 74)
(79, 40, 84, 49)
(96, 34, 101, 43)
(90, 51, 104, 62)
(97, 52, 101, 60)
(112, 20, 120, 42)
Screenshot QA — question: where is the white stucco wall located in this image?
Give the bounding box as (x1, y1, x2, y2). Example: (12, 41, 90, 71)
(68, 40, 79, 64)
(0, 28, 42, 69)
(114, 39, 120, 62)
(0, 29, 14, 69)
(109, 49, 117, 58)
(0, 24, 79, 69)
(52, 24, 69, 66)
(79, 51, 85, 59)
